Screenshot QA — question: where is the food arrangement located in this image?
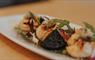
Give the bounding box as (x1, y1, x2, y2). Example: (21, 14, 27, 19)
(15, 12, 95, 59)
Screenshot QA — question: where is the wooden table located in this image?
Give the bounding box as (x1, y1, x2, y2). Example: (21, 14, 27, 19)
(0, 0, 95, 60)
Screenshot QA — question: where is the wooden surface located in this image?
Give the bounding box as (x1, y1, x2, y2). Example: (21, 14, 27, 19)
(0, 0, 95, 60)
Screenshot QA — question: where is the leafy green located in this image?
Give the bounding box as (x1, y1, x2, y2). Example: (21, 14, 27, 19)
(83, 22, 95, 40)
(60, 20, 70, 25)
(83, 22, 95, 32)
(58, 20, 70, 28)
(46, 19, 70, 29)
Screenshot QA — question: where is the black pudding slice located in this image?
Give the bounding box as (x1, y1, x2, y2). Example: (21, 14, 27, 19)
(40, 29, 67, 50)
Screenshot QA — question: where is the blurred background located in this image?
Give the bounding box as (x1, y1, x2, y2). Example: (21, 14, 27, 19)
(0, 0, 95, 25)
(0, 0, 47, 7)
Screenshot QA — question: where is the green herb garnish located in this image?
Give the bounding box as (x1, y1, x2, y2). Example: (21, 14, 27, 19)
(83, 22, 95, 32)
(58, 19, 70, 28)
(46, 19, 70, 28)
(83, 22, 95, 40)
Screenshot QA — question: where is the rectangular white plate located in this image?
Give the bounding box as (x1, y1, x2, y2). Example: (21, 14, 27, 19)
(0, 15, 75, 60)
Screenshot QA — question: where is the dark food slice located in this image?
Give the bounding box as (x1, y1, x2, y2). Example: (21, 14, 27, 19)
(40, 29, 67, 50)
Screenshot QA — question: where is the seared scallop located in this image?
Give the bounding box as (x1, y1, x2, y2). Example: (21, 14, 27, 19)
(66, 42, 93, 58)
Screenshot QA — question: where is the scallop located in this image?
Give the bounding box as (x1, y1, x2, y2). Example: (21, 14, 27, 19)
(66, 42, 93, 58)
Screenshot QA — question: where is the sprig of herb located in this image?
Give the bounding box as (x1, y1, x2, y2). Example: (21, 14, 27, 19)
(83, 22, 95, 32)
(83, 22, 95, 40)
(46, 19, 70, 28)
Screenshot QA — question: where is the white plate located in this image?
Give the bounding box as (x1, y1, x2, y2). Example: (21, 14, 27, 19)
(0, 14, 80, 60)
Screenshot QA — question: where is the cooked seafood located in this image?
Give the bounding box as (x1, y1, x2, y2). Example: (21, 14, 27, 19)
(36, 20, 58, 41)
(66, 41, 93, 57)
(15, 12, 95, 59)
